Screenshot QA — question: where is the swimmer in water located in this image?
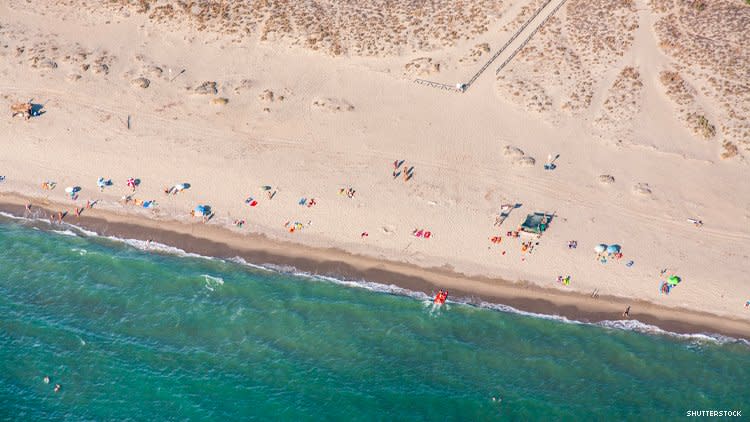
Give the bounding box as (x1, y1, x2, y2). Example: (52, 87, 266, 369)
(54, 384, 61, 393)
(43, 376, 50, 384)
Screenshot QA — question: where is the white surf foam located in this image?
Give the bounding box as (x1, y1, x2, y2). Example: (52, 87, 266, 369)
(203, 274, 225, 291)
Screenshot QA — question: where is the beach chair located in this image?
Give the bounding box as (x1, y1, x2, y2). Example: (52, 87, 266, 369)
(494, 204, 514, 227)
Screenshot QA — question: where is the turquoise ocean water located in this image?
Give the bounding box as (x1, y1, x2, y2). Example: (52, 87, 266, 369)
(1, 217, 748, 420)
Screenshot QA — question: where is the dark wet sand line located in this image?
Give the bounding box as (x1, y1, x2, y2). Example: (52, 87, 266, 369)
(2, 193, 748, 341)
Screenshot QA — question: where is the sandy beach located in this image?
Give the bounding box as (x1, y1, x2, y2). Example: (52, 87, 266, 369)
(1, 0, 749, 338)
(3, 193, 750, 340)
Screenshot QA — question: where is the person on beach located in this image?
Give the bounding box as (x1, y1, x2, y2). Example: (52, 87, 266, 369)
(623, 306, 631, 318)
(25, 203, 32, 213)
(75, 207, 82, 217)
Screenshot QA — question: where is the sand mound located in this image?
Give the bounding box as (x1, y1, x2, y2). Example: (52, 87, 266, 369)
(312, 98, 354, 112)
(194, 81, 218, 95)
(259, 89, 274, 102)
(92, 63, 109, 74)
(633, 183, 652, 195)
(502, 145, 535, 166)
(131, 77, 150, 89)
(503, 145, 525, 158)
(145, 65, 163, 78)
(514, 156, 536, 167)
(598, 174, 615, 184)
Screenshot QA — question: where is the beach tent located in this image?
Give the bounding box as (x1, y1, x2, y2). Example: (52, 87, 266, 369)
(594, 244, 608, 254)
(519, 212, 554, 235)
(667, 275, 681, 286)
(606, 244, 621, 254)
(194, 205, 211, 216)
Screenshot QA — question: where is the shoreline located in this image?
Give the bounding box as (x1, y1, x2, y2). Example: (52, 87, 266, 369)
(2, 191, 749, 341)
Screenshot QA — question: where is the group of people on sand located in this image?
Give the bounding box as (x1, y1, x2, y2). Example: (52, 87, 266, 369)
(392, 160, 414, 182)
(412, 228, 432, 239)
(164, 183, 189, 195)
(339, 187, 356, 198)
(121, 195, 157, 209)
(299, 197, 317, 207)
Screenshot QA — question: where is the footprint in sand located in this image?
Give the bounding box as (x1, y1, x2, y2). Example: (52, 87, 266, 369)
(381, 225, 395, 235)
(598, 174, 615, 185)
(633, 183, 652, 196)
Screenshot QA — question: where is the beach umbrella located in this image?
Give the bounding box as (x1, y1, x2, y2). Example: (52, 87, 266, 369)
(64, 186, 81, 194)
(667, 275, 681, 286)
(594, 244, 607, 254)
(606, 244, 621, 254)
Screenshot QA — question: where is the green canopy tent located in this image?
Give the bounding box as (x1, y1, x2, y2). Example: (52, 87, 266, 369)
(519, 212, 555, 235)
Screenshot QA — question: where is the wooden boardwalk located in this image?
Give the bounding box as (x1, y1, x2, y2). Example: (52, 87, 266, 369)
(413, 0, 566, 93)
(413, 79, 461, 92)
(495, 0, 568, 75)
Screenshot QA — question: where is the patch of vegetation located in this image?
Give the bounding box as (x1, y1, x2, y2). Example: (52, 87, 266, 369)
(688, 113, 717, 139)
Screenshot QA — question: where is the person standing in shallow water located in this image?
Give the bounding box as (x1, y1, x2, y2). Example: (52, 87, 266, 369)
(623, 306, 631, 319)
